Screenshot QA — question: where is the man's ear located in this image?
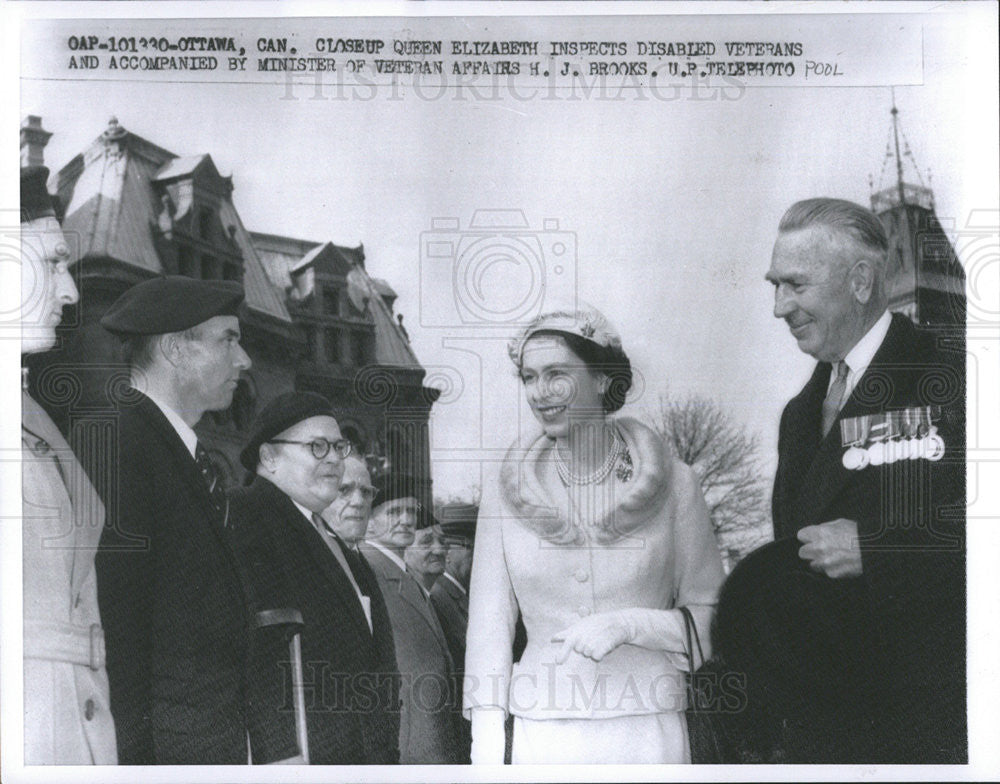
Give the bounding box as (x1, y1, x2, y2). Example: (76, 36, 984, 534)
(848, 259, 875, 305)
(258, 443, 277, 473)
(159, 332, 184, 367)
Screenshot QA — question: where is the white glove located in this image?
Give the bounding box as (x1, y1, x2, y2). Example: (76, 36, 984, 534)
(469, 707, 506, 765)
(552, 607, 689, 664)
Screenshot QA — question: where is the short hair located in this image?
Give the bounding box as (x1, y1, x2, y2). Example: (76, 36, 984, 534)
(778, 198, 889, 273)
(522, 329, 633, 414)
(118, 324, 204, 371)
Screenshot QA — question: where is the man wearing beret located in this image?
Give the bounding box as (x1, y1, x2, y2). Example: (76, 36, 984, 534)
(229, 393, 400, 764)
(362, 477, 462, 763)
(94, 275, 253, 764)
(20, 166, 118, 764)
(722, 198, 965, 762)
(429, 505, 477, 763)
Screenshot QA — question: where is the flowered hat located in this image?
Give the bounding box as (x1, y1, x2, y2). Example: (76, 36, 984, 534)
(507, 302, 622, 367)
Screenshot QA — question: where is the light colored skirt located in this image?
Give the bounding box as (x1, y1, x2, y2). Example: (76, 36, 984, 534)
(512, 712, 689, 764)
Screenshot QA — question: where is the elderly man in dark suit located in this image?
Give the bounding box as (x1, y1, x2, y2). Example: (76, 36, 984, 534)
(718, 198, 965, 763)
(429, 504, 477, 763)
(95, 276, 254, 764)
(230, 393, 399, 764)
(361, 475, 462, 764)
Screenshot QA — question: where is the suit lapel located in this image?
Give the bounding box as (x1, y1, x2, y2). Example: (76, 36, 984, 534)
(366, 546, 453, 666)
(259, 480, 371, 640)
(22, 391, 105, 599)
(791, 315, 914, 527)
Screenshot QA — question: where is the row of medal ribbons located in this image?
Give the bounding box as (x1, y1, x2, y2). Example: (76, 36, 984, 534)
(839, 406, 946, 470)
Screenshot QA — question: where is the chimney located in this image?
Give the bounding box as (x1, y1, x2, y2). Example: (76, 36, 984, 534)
(20, 115, 52, 167)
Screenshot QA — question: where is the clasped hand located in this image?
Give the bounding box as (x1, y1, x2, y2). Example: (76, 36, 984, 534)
(797, 518, 863, 578)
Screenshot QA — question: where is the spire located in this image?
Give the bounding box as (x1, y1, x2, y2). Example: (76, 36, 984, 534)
(870, 93, 934, 213)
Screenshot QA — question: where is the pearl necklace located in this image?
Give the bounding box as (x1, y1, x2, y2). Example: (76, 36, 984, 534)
(555, 429, 624, 486)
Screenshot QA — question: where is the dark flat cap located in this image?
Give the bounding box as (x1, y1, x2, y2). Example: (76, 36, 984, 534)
(373, 472, 419, 510)
(438, 503, 478, 543)
(416, 507, 440, 531)
(241, 391, 336, 471)
(714, 537, 881, 717)
(21, 166, 56, 223)
(101, 276, 244, 336)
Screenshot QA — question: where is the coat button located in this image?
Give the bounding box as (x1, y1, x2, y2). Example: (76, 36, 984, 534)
(577, 606, 591, 617)
(574, 569, 589, 582)
(84, 699, 95, 720)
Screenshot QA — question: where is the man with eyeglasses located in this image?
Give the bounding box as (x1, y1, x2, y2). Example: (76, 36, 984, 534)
(362, 474, 462, 764)
(230, 392, 399, 764)
(95, 275, 253, 764)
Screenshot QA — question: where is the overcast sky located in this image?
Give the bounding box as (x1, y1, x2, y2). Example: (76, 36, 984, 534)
(18, 6, 998, 500)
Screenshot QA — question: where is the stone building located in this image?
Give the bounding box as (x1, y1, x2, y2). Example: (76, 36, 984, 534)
(22, 115, 438, 504)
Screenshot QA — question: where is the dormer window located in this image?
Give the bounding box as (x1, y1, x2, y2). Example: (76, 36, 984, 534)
(198, 208, 214, 240)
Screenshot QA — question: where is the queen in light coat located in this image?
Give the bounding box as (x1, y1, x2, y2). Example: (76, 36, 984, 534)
(463, 305, 725, 764)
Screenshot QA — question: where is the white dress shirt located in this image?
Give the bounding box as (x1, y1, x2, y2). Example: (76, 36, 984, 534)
(828, 310, 892, 406)
(143, 388, 198, 458)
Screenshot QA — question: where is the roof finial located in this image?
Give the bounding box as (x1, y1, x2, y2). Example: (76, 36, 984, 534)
(103, 116, 126, 141)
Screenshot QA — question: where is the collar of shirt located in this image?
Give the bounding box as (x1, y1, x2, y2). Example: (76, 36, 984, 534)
(143, 389, 199, 459)
(829, 309, 892, 398)
(441, 571, 468, 596)
(365, 539, 408, 573)
(291, 499, 319, 527)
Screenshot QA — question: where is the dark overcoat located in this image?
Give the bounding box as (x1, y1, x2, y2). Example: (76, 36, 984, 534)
(230, 477, 400, 764)
(95, 392, 252, 764)
(765, 313, 966, 762)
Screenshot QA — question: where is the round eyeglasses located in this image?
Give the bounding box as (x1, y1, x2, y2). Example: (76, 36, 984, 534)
(269, 438, 352, 460)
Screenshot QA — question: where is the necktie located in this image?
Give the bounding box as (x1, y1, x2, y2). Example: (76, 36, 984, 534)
(195, 442, 229, 526)
(821, 361, 850, 437)
(313, 513, 369, 596)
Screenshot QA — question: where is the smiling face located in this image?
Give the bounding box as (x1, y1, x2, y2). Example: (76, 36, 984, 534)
(518, 334, 608, 440)
(766, 226, 871, 363)
(326, 456, 375, 545)
(20, 216, 79, 355)
(264, 415, 346, 513)
(368, 497, 420, 551)
(175, 315, 252, 414)
(404, 525, 448, 586)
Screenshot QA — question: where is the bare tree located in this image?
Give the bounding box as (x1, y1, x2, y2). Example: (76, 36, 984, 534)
(645, 393, 771, 569)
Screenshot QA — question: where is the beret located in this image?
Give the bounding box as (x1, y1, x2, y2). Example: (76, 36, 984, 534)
(101, 276, 244, 336)
(714, 537, 881, 717)
(437, 502, 478, 542)
(240, 391, 336, 471)
(372, 472, 419, 510)
(21, 166, 56, 224)
(508, 301, 623, 367)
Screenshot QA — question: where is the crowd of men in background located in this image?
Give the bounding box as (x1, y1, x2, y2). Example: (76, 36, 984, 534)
(19, 164, 966, 767)
(91, 270, 480, 764)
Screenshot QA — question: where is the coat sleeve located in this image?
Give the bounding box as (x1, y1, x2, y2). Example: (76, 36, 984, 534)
(669, 461, 726, 661)
(95, 453, 157, 764)
(463, 461, 518, 718)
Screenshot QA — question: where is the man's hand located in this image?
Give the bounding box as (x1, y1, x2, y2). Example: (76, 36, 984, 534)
(798, 518, 863, 578)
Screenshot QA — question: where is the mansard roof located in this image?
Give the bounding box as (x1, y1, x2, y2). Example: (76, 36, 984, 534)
(51, 118, 290, 324)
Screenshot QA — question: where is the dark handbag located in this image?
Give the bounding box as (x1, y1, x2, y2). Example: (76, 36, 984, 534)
(679, 606, 727, 763)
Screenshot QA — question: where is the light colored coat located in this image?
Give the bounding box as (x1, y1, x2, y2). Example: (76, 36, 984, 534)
(464, 417, 725, 724)
(22, 391, 117, 764)
(360, 544, 462, 764)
